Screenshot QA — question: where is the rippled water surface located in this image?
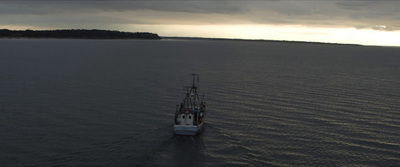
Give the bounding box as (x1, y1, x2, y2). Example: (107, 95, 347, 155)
(1, 39, 399, 166)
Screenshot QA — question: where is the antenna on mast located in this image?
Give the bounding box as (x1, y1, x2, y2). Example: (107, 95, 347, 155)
(190, 73, 199, 87)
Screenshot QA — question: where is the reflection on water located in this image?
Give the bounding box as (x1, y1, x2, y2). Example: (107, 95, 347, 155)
(0, 39, 399, 166)
(171, 135, 206, 166)
(144, 132, 206, 167)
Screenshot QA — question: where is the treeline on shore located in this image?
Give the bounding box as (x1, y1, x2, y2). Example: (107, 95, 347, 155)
(0, 29, 161, 39)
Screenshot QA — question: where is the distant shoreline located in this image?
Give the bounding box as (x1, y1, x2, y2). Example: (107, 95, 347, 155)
(162, 36, 364, 47)
(0, 29, 161, 39)
(0, 29, 387, 47)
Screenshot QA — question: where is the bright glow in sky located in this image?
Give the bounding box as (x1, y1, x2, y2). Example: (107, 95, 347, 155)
(120, 24, 400, 46)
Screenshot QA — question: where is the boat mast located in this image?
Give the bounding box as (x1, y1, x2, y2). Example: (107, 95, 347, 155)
(181, 74, 199, 108)
(191, 73, 199, 89)
(191, 74, 200, 105)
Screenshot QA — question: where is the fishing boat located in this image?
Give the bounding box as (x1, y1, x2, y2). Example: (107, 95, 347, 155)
(174, 74, 206, 135)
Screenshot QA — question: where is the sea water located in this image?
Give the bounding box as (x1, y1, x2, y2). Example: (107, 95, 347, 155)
(0, 39, 399, 166)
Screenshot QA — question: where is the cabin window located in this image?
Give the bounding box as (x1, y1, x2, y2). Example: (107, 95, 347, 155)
(182, 115, 185, 119)
(189, 116, 192, 119)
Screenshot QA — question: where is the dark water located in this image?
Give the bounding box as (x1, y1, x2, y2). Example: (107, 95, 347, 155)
(1, 39, 399, 167)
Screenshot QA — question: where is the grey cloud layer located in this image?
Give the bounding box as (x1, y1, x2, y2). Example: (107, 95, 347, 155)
(1, 1, 399, 31)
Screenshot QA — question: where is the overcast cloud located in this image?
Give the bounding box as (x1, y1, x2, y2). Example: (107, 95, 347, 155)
(0, 1, 399, 31)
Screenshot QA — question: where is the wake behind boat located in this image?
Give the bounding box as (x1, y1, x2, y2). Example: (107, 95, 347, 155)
(174, 74, 206, 135)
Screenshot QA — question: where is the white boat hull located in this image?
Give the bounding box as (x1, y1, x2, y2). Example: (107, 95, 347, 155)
(174, 122, 204, 135)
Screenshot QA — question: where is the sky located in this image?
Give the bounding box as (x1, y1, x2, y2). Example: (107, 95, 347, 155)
(1, 0, 399, 46)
